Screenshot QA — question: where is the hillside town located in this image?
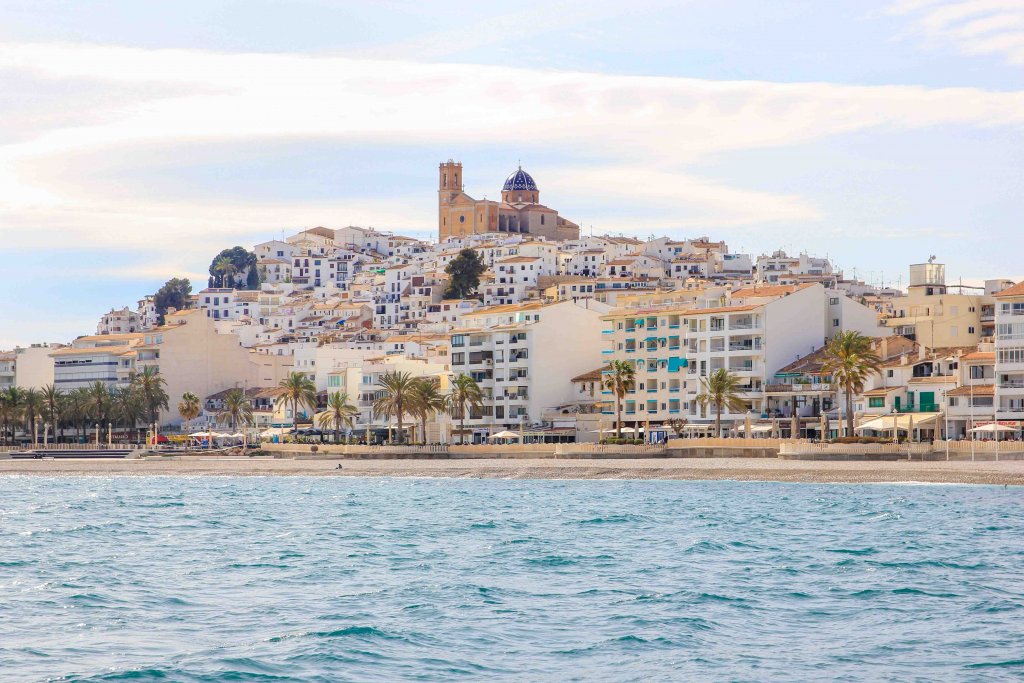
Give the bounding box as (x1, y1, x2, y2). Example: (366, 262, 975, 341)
(2, 162, 1021, 446)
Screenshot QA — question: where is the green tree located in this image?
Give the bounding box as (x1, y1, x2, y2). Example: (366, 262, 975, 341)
(696, 369, 747, 438)
(317, 391, 359, 443)
(208, 246, 259, 289)
(65, 387, 91, 442)
(821, 331, 883, 438)
(112, 386, 144, 439)
(0, 388, 23, 445)
(445, 374, 484, 445)
(409, 378, 445, 443)
(131, 366, 169, 427)
(443, 248, 487, 300)
(602, 360, 636, 439)
(177, 392, 202, 429)
(40, 384, 63, 443)
(276, 372, 317, 429)
(217, 389, 253, 431)
(153, 278, 192, 325)
(23, 388, 43, 445)
(372, 371, 418, 444)
(87, 381, 109, 426)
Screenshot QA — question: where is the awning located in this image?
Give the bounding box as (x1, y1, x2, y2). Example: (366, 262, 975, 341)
(488, 430, 521, 440)
(667, 357, 688, 372)
(969, 423, 1016, 433)
(737, 424, 773, 433)
(856, 412, 942, 432)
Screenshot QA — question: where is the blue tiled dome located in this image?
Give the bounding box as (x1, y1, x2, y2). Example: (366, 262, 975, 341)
(502, 167, 538, 192)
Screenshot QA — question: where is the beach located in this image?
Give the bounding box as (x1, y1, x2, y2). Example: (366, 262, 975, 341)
(1, 456, 1023, 485)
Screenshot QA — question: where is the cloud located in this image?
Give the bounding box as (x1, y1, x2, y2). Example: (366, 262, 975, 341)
(0, 41, 1023, 258)
(544, 166, 821, 227)
(888, 0, 1024, 65)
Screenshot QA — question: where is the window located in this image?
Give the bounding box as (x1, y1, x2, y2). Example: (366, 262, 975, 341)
(948, 397, 958, 407)
(327, 376, 340, 387)
(830, 298, 839, 305)
(869, 397, 885, 408)
(459, 215, 465, 223)
(833, 318, 840, 327)
(887, 369, 894, 378)
(968, 327, 975, 334)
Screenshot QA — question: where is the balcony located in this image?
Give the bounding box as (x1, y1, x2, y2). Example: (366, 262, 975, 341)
(897, 403, 940, 413)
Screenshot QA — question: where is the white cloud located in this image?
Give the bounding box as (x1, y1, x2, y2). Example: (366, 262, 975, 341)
(0, 41, 1023, 257)
(888, 0, 1024, 65)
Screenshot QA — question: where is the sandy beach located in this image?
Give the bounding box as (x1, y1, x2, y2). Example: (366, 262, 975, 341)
(1, 456, 1023, 485)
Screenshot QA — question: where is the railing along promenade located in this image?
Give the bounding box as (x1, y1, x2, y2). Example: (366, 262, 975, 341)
(0, 443, 134, 452)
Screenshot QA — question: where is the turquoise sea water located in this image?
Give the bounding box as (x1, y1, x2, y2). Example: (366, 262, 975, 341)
(0, 477, 1022, 682)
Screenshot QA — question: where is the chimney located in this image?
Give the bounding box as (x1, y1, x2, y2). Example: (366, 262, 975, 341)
(880, 336, 889, 360)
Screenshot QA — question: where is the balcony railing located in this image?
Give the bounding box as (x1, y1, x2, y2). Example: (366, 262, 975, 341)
(897, 403, 940, 413)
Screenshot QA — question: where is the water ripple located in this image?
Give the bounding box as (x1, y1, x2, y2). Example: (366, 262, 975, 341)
(0, 477, 1021, 682)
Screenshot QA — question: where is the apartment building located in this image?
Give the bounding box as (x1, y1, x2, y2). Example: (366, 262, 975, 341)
(993, 281, 1024, 423)
(882, 262, 998, 347)
(448, 299, 608, 440)
(600, 283, 830, 430)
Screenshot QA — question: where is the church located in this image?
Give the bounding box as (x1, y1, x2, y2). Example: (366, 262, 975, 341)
(437, 160, 581, 242)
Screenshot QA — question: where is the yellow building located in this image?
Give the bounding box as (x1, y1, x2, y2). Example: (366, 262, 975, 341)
(438, 160, 580, 242)
(882, 262, 996, 348)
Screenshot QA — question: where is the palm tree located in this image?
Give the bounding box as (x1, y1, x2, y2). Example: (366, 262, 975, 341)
(213, 255, 237, 288)
(65, 387, 91, 442)
(2, 387, 26, 445)
(409, 378, 445, 443)
(317, 391, 358, 443)
(601, 360, 636, 439)
(821, 331, 883, 438)
(131, 366, 169, 428)
(177, 392, 202, 430)
(111, 387, 144, 441)
(23, 388, 43, 446)
(276, 372, 317, 430)
(216, 389, 253, 431)
(87, 381, 109, 439)
(372, 371, 418, 444)
(445, 374, 484, 445)
(0, 389, 19, 445)
(41, 384, 62, 443)
(696, 369, 747, 438)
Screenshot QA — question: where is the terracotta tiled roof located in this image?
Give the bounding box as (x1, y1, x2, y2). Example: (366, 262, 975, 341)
(946, 384, 995, 396)
(993, 281, 1024, 298)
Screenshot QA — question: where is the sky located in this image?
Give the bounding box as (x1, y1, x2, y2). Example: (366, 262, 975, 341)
(1, 0, 1023, 347)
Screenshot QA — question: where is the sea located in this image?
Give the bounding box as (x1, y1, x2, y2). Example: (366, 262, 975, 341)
(0, 476, 1021, 682)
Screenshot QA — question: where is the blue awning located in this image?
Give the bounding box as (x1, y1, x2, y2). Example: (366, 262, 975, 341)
(667, 357, 689, 372)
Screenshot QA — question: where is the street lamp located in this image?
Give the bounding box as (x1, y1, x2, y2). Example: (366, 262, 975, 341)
(891, 407, 898, 445)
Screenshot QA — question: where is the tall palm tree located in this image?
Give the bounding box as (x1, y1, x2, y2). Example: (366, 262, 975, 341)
(217, 389, 253, 431)
(41, 384, 62, 443)
(23, 388, 43, 446)
(409, 378, 445, 443)
(601, 360, 636, 439)
(213, 255, 237, 288)
(317, 391, 358, 443)
(65, 387, 91, 442)
(177, 392, 202, 430)
(821, 331, 883, 438)
(87, 381, 109, 439)
(445, 374, 484, 445)
(276, 372, 317, 430)
(112, 386, 144, 440)
(2, 387, 26, 445)
(0, 389, 18, 445)
(131, 366, 169, 428)
(372, 370, 418, 444)
(696, 368, 747, 438)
